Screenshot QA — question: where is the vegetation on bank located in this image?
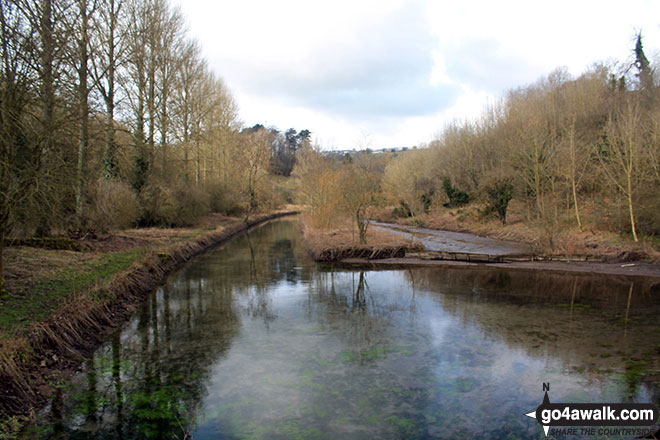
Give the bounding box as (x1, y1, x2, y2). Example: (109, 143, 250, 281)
(298, 215, 421, 262)
(0, 0, 308, 298)
(292, 35, 660, 260)
(0, 211, 294, 430)
(0, 0, 305, 426)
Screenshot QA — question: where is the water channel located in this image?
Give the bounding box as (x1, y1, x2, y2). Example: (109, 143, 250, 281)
(28, 218, 660, 439)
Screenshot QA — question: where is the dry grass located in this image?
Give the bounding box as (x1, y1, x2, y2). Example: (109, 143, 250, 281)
(299, 214, 421, 261)
(4, 248, 99, 298)
(81, 212, 238, 253)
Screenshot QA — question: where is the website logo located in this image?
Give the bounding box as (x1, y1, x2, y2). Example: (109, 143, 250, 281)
(525, 383, 659, 437)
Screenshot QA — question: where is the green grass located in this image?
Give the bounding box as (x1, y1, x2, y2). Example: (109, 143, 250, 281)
(0, 249, 145, 334)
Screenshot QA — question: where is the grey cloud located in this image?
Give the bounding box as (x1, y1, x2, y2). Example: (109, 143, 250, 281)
(229, 0, 457, 119)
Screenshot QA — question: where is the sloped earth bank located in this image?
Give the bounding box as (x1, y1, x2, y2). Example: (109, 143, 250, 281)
(0, 211, 297, 427)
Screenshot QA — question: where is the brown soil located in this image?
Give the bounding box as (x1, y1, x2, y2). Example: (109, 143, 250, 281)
(0, 210, 297, 424)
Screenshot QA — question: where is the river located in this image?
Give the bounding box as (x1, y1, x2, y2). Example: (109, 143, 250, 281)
(26, 218, 660, 439)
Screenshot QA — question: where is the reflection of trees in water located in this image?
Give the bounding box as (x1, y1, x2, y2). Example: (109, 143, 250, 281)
(44, 219, 312, 438)
(307, 270, 413, 353)
(407, 266, 658, 307)
(205, 220, 313, 325)
(406, 266, 660, 398)
(46, 268, 241, 438)
(216, 220, 307, 287)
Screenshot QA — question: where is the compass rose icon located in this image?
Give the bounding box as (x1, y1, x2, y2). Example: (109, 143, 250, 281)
(525, 391, 551, 437)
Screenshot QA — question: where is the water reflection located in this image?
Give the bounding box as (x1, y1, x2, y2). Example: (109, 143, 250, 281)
(29, 219, 660, 439)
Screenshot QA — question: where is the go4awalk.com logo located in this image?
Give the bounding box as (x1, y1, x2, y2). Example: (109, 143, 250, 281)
(524, 383, 659, 437)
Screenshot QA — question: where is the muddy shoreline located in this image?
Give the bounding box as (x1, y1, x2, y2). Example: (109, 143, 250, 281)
(0, 211, 297, 424)
(326, 221, 660, 279)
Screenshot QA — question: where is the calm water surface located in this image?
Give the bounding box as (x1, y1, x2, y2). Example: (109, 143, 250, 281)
(31, 219, 660, 439)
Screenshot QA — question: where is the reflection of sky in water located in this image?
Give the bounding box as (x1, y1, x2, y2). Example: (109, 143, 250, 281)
(30, 220, 660, 440)
(196, 268, 657, 439)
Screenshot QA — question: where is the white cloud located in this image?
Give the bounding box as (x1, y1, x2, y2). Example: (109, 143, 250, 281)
(175, 0, 660, 149)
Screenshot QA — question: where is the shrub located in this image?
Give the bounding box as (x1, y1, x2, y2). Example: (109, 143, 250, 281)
(173, 185, 210, 226)
(485, 180, 513, 224)
(255, 177, 285, 211)
(139, 180, 212, 227)
(205, 181, 243, 214)
(392, 200, 413, 218)
(138, 180, 178, 226)
(89, 178, 140, 232)
(442, 177, 470, 208)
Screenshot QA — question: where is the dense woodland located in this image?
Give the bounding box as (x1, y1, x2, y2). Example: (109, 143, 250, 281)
(0, 0, 310, 295)
(294, 34, 660, 250)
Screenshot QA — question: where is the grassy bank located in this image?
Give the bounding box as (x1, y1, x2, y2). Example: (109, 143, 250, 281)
(372, 202, 660, 263)
(0, 210, 296, 431)
(299, 214, 422, 262)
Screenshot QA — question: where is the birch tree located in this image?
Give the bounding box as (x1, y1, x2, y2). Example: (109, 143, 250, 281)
(599, 100, 646, 241)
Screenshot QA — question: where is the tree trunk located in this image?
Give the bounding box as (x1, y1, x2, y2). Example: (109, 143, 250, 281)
(183, 144, 189, 182)
(571, 178, 582, 232)
(103, 0, 117, 178)
(627, 174, 638, 242)
(533, 147, 543, 218)
(147, 53, 155, 156)
(0, 224, 5, 298)
(357, 211, 367, 245)
(76, 0, 89, 221)
(132, 50, 148, 190)
(160, 118, 167, 177)
(35, 0, 55, 238)
(195, 140, 200, 184)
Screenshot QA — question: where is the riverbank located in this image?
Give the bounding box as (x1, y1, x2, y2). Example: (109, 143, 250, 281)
(299, 215, 423, 262)
(0, 210, 297, 430)
(337, 256, 660, 280)
(303, 213, 660, 279)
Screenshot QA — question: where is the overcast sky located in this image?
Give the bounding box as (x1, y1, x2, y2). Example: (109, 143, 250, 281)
(173, 0, 660, 150)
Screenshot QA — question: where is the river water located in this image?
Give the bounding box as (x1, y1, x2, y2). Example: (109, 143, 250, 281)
(28, 219, 660, 439)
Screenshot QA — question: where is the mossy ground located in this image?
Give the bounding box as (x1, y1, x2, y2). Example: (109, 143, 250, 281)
(0, 249, 144, 334)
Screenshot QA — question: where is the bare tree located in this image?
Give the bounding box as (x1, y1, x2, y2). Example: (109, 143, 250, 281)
(599, 99, 646, 241)
(16, 0, 71, 236)
(73, 0, 92, 220)
(90, 0, 127, 178)
(155, 2, 183, 177)
(238, 128, 271, 222)
(173, 38, 205, 182)
(124, 0, 150, 189)
(339, 161, 380, 245)
(0, 0, 37, 296)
